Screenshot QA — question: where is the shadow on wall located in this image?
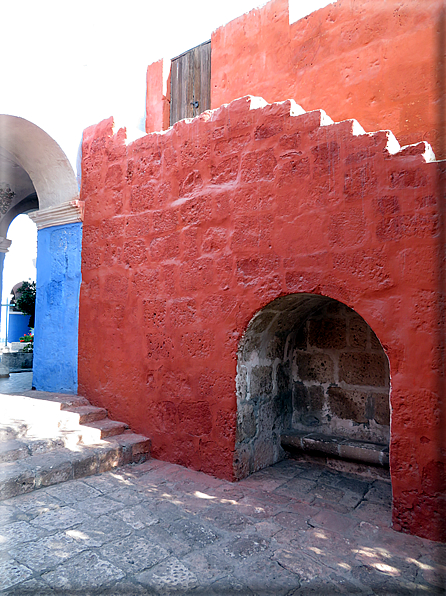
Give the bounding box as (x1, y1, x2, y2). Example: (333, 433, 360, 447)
(235, 294, 391, 479)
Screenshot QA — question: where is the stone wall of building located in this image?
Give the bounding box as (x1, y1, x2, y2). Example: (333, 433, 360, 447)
(79, 96, 444, 541)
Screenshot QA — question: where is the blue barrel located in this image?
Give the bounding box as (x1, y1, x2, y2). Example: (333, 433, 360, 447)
(8, 312, 31, 342)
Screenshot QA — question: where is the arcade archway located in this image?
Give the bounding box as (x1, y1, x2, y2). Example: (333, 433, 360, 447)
(0, 115, 83, 392)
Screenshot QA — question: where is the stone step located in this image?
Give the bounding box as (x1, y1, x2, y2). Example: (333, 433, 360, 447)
(0, 392, 151, 500)
(56, 405, 108, 429)
(81, 418, 129, 440)
(281, 430, 389, 468)
(0, 439, 30, 463)
(0, 433, 151, 500)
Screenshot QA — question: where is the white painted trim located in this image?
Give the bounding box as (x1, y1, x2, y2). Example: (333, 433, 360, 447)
(28, 200, 85, 230)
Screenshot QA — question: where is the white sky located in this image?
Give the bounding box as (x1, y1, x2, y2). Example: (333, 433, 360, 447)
(0, 0, 333, 170)
(0, 0, 333, 324)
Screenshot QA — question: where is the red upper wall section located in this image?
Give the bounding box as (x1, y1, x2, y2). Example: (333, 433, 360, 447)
(146, 0, 445, 159)
(80, 97, 445, 541)
(211, 0, 445, 158)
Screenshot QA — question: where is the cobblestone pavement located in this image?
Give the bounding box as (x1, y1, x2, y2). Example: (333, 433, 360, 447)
(0, 457, 445, 595)
(0, 372, 32, 394)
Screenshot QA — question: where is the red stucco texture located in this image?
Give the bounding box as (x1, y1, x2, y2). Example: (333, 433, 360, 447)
(79, 96, 445, 541)
(210, 0, 445, 159)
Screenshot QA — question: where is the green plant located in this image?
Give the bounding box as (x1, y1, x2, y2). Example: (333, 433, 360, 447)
(15, 281, 36, 328)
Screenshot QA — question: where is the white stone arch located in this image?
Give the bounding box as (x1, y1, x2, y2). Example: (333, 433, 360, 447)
(0, 114, 79, 210)
(0, 115, 84, 393)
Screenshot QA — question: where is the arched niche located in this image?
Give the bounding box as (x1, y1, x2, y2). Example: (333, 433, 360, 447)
(235, 293, 390, 479)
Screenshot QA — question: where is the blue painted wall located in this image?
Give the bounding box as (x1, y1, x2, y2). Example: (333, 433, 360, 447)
(0, 252, 5, 338)
(33, 222, 82, 393)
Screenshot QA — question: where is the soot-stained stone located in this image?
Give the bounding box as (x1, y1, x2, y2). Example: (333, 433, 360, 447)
(308, 318, 347, 350)
(373, 393, 391, 425)
(296, 352, 335, 383)
(327, 386, 368, 423)
(348, 315, 368, 348)
(249, 366, 273, 399)
(339, 353, 388, 386)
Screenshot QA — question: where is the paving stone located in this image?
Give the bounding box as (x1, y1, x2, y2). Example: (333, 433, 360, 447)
(140, 523, 194, 558)
(135, 556, 198, 593)
(337, 488, 366, 509)
(2, 489, 60, 515)
(179, 549, 231, 586)
(273, 547, 334, 582)
(4, 577, 54, 596)
(65, 514, 133, 547)
(417, 554, 446, 589)
(223, 535, 270, 559)
(295, 575, 366, 594)
(0, 519, 48, 551)
(294, 463, 326, 481)
(310, 498, 351, 515)
(232, 557, 301, 595)
(364, 479, 393, 505)
(349, 563, 419, 594)
(9, 531, 87, 571)
(206, 575, 257, 594)
(234, 495, 281, 521)
(102, 579, 149, 595)
(84, 470, 145, 492)
(253, 520, 283, 538)
(112, 503, 159, 530)
(312, 483, 345, 503)
(351, 500, 393, 527)
(201, 505, 255, 532)
(208, 483, 246, 502)
(44, 478, 102, 503)
(72, 494, 125, 517)
(167, 517, 220, 548)
(0, 457, 444, 595)
(273, 477, 317, 499)
(332, 474, 371, 495)
(274, 511, 310, 532)
(100, 535, 170, 573)
(0, 558, 33, 591)
(238, 472, 289, 492)
(40, 550, 126, 590)
(308, 508, 358, 534)
(29, 505, 88, 530)
(106, 485, 144, 505)
(273, 528, 308, 548)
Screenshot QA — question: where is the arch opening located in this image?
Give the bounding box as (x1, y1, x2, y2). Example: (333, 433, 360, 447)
(0, 115, 82, 393)
(235, 294, 391, 480)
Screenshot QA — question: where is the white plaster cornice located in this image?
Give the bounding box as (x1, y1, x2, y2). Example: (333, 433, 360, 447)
(28, 200, 85, 230)
(0, 237, 12, 253)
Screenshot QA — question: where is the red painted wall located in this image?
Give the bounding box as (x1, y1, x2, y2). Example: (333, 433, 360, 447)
(146, 0, 445, 159)
(146, 59, 170, 134)
(211, 0, 445, 159)
(80, 96, 445, 541)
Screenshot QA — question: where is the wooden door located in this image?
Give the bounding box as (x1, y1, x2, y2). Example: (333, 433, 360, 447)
(170, 40, 211, 126)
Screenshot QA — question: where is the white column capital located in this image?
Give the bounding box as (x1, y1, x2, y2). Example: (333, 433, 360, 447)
(28, 200, 85, 230)
(0, 237, 12, 253)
